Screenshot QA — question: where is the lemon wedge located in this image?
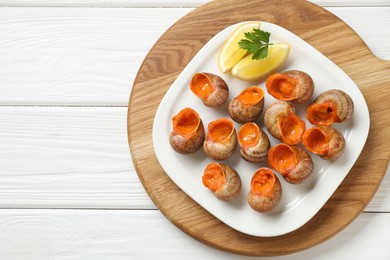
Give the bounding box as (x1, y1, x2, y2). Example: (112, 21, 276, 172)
(218, 21, 261, 73)
(231, 43, 290, 82)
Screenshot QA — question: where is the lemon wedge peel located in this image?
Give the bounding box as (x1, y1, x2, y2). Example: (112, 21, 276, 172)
(218, 21, 262, 74)
(231, 43, 290, 82)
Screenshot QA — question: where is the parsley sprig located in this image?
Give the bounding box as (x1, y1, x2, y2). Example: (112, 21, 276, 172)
(238, 29, 273, 60)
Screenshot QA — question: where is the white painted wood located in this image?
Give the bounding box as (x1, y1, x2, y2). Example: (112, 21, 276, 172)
(0, 209, 389, 259)
(0, 107, 155, 209)
(0, 0, 207, 7)
(315, 0, 390, 6)
(0, 7, 388, 105)
(0, 8, 188, 106)
(0, 106, 388, 211)
(0, 3, 388, 259)
(366, 164, 390, 212)
(328, 7, 390, 61)
(0, 0, 388, 7)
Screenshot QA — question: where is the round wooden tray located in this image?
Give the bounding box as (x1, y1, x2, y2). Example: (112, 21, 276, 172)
(128, 0, 390, 256)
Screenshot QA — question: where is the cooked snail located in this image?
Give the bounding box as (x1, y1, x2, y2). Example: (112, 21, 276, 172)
(169, 107, 205, 154)
(264, 101, 306, 145)
(190, 72, 229, 107)
(306, 89, 354, 126)
(203, 118, 237, 161)
(302, 125, 345, 160)
(228, 86, 264, 124)
(202, 162, 241, 201)
(268, 143, 313, 184)
(266, 70, 314, 104)
(247, 168, 282, 213)
(237, 122, 270, 162)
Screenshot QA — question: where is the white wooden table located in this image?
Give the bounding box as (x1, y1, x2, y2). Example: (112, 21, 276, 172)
(0, 1, 389, 259)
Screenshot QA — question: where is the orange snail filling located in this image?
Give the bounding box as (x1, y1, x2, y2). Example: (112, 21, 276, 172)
(238, 123, 260, 149)
(172, 108, 201, 139)
(190, 73, 215, 100)
(268, 144, 298, 175)
(307, 101, 338, 125)
(266, 74, 299, 101)
(208, 119, 234, 143)
(202, 162, 226, 192)
(236, 86, 264, 106)
(251, 169, 276, 197)
(303, 128, 330, 155)
(277, 113, 306, 144)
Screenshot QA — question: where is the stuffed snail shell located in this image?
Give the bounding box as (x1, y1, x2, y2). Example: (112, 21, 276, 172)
(228, 86, 264, 124)
(264, 101, 306, 145)
(237, 122, 270, 162)
(247, 168, 282, 213)
(266, 70, 314, 104)
(306, 89, 354, 126)
(202, 162, 241, 201)
(190, 72, 229, 107)
(169, 107, 205, 154)
(268, 143, 314, 184)
(203, 118, 237, 161)
(302, 125, 345, 160)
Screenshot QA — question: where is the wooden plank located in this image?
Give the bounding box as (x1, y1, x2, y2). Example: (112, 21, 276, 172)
(128, 0, 390, 255)
(315, 0, 390, 6)
(0, 7, 388, 105)
(0, 0, 207, 7)
(328, 7, 390, 60)
(0, 106, 388, 211)
(0, 107, 154, 209)
(367, 165, 390, 212)
(0, 0, 388, 7)
(0, 209, 389, 259)
(0, 7, 189, 106)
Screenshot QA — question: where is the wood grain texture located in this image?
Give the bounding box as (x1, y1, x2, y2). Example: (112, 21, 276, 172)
(0, 7, 388, 105)
(0, 210, 389, 260)
(128, 0, 390, 256)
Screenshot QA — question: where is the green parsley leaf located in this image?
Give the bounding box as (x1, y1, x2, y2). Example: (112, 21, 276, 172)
(238, 29, 273, 60)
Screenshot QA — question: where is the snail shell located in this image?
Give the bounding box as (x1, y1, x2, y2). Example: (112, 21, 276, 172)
(247, 167, 282, 213)
(190, 72, 229, 107)
(264, 101, 306, 145)
(203, 118, 237, 161)
(202, 162, 241, 201)
(266, 70, 314, 104)
(169, 107, 205, 154)
(238, 122, 270, 162)
(268, 143, 314, 184)
(306, 89, 354, 126)
(228, 86, 264, 124)
(302, 125, 345, 160)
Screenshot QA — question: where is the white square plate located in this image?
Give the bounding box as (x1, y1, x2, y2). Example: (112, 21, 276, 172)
(152, 21, 369, 237)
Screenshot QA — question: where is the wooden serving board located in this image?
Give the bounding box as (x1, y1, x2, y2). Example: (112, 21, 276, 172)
(128, 0, 390, 256)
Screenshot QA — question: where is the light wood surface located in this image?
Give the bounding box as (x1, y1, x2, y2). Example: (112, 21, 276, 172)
(0, 0, 389, 259)
(128, 0, 390, 256)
